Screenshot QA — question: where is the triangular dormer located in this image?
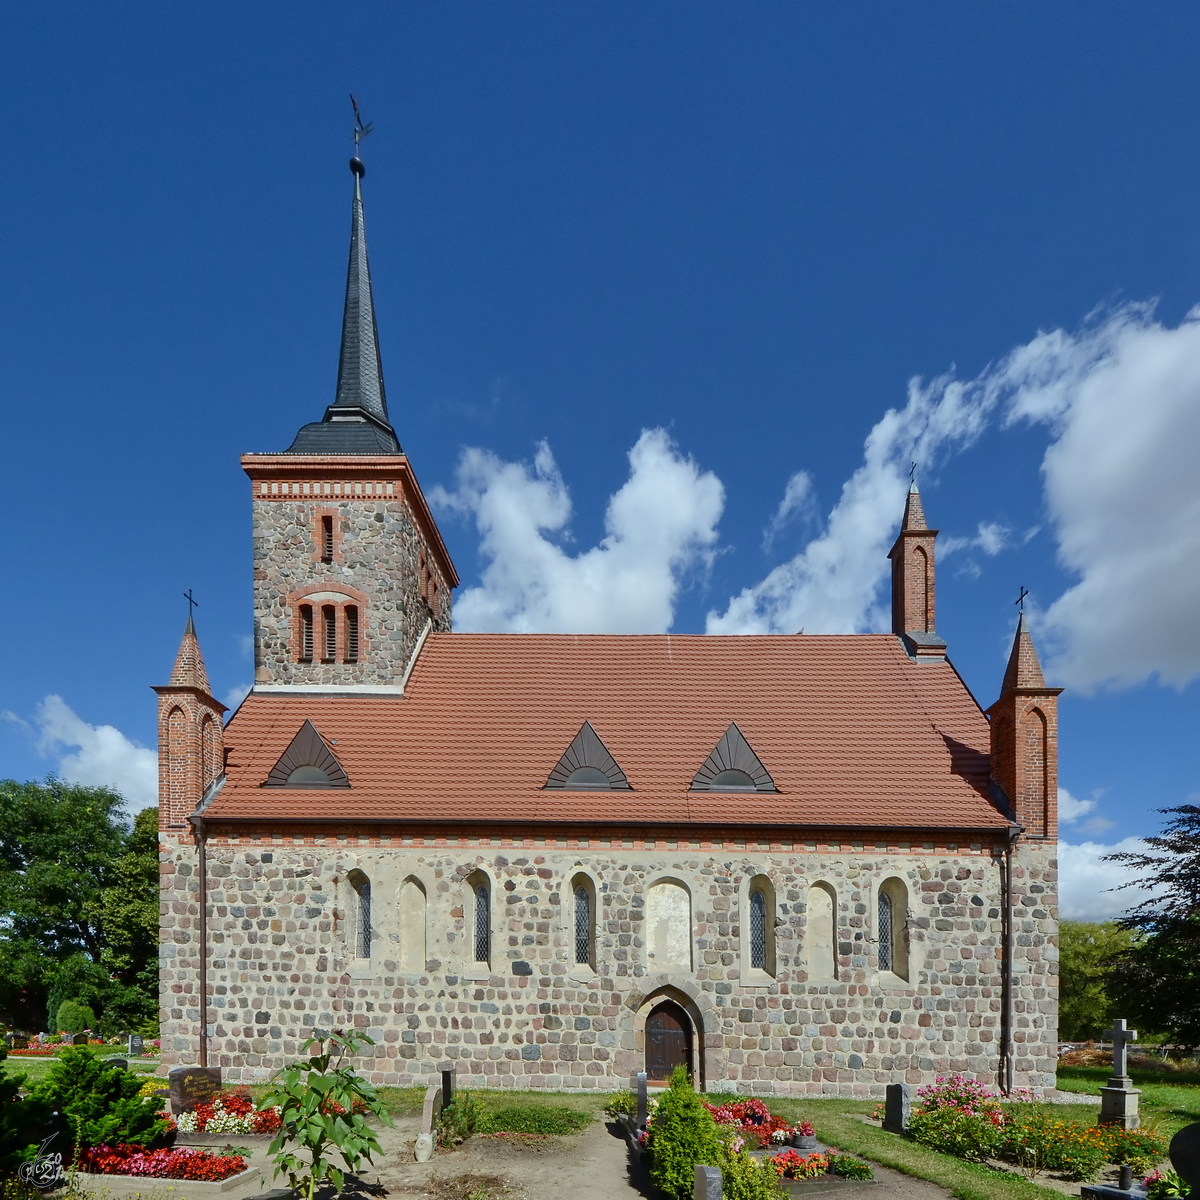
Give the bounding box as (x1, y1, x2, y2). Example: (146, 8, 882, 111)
(263, 720, 350, 789)
(690, 722, 776, 792)
(544, 721, 630, 790)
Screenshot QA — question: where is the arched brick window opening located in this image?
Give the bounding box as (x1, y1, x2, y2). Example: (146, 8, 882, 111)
(806, 882, 838, 979)
(878, 877, 910, 981)
(465, 870, 491, 966)
(345, 606, 359, 662)
(915, 546, 930, 631)
(320, 515, 334, 563)
(299, 605, 314, 662)
(321, 605, 336, 662)
(399, 876, 426, 972)
(347, 869, 372, 960)
(646, 879, 692, 973)
(571, 872, 597, 970)
(200, 714, 218, 788)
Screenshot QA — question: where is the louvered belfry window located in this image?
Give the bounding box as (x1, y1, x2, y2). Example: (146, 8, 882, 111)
(575, 887, 591, 965)
(321, 515, 334, 563)
(299, 605, 314, 661)
(878, 892, 894, 973)
(749, 889, 767, 970)
(345, 606, 359, 662)
(474, 884, 490, 963)
(322, 605, 336, 661)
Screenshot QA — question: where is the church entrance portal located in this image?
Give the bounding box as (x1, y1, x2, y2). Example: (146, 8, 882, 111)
(645, 1000, 692, 1081)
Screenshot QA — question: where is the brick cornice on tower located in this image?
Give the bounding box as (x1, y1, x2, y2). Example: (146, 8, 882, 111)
(987, 615, 1063, 840)
(888, 483, 945, 658)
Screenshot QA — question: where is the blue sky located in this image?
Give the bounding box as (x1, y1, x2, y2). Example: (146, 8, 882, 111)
(3, 4, 1199, 918)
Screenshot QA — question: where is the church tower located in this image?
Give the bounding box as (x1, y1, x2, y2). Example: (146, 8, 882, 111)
(888, 480, 946, 658)
(243, 153, 457, 690)
(153, 615, 226, 830)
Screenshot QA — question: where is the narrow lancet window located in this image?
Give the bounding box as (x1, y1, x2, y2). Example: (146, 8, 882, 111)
(878, 892, 894, 973)
(321, 515, 334, 563)
(749, 888, 767, 969)
(322, 605, 336, 662)
(474, 883, 490, 964)
(299, 605, 314, 661)
(345, 606, 359, 662)
(575, 886, 591, 965)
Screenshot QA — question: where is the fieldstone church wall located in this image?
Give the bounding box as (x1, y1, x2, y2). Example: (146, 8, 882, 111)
(158, 833, 1057, 1096)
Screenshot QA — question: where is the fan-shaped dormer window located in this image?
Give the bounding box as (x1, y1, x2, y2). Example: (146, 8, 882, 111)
(690, 722, 776, 792)
(263, 720, 350, 789)
(544, 721, 630, 790)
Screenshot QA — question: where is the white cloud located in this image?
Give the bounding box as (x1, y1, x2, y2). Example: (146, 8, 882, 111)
(707, 368, 1001, 634)
(940, 520, 1014, 559)
(1058, 837, 1158, 921)
(1000, 305, 1200, 690)
(222, 683, 252, 711)
(763, 470, 815, 550)
(27, 695, 157, 811)
(433, 428, 724, 633)
(1058, 785, 1096, 823)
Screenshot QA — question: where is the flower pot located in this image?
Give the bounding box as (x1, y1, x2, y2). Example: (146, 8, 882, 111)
(791, 1134, 818, 1150)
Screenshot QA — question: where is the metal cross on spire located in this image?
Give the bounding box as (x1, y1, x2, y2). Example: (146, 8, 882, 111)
(909, 461, 917, 484)
(350, 93, 373, 157)
(1015, 586, 1029, 612)
(183, 589, 199, 617)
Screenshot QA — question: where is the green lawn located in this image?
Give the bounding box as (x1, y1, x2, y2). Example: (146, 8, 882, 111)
(1056, 1066, 1200, 1135)
(7, 1055, 162, 1086)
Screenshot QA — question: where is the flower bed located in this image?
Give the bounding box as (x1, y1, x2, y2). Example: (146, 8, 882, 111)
(703, 1098, 800, 1147)
(175, 1089, 282, 1135)
(77, 1143, 247, 1182)
(894, 1074, 1169, 1182)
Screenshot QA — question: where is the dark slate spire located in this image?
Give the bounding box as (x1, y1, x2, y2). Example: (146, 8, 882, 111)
(285, 155, 402, 455)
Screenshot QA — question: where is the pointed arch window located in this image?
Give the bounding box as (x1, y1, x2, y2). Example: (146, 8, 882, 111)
(347, 869, 371, 960)
(749, 889, 766, 969)
(878, 877, 910, 981)
(474, 882, 490, 964)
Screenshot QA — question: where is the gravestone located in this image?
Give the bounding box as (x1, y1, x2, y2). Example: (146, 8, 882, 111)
(1099, 1019, 1141, 1130)
(1169, 1122, 1200, 1190)
(694, 1164, 722, 1200)
(128, 1034, 144, 1057)
(71, 1034, 89, 1046)
(883, 1082, 911, 1134)
(636, 1071, 649, 1129)
(105, 1059, 129, 1072)
(6, 1034, 29, 1050)
(442, 1067, 455, 1109)
(168, 1066, 222, 1114)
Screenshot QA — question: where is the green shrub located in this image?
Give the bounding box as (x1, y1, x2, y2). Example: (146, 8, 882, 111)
(906, 1105, 1005, 1161)
(478, 1105, 592, 1135)
(0, 1046, 54, 1178)
(647, 1066, 723, 1200)
(604, 1089, 637, 1118)
(718, 1141, 783, 1200)
(1147, 1169, 1191, 1200)
(32, 1046, 167, 1154)
(829, 1154, 875, 1180)
(438, 1092, 482, 1147)
(54, 1001, 95, 1036)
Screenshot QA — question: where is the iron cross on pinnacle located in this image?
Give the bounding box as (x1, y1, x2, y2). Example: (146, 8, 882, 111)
(1108, 1017, 1138, 1079)
(350, 93, 373, 155)
(1015, 586, 1029, 612)
(183, 589, 199, 619)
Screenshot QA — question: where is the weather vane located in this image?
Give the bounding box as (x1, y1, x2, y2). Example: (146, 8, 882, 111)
(183, 589, 199, 618)
(350, 93, 373, 157)
(1015, 585, 1029, 612)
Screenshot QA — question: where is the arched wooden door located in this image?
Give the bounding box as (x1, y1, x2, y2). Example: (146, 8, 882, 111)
(645, 1000, 692, 1081)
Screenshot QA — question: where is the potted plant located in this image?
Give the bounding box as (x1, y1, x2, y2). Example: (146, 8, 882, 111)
(791, 1120, 817, 1149)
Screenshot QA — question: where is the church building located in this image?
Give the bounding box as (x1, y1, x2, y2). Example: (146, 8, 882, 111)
(156, 152, 1060, 1097)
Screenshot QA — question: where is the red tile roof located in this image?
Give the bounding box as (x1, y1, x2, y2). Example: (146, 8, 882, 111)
(206, 633, 1010, 831)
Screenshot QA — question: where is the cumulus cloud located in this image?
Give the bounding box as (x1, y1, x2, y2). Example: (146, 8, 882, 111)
(1058, 837, 1157, 920)
(762, 470, 816, 551)
(223, 683, 252, 711)
(13, 695, 158, 811)
(1058, 786, 1096, 823)
(707, 369, 1001, 634)
(433, 428, 724, 633)
(708, 302, 1200, 693)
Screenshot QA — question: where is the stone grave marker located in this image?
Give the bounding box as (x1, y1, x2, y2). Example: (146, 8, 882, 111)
(168, 1066, 222, 1115)
(883, 1082, 911, 1134)
(6, 1034, 29, 1050)
(636, 1071, 648, 1129)
(1170, 1122, 1200, 1190)
(127, 1034, 144, 1057)
(694, 1164, 722, 1200)
(105, 1059, 129, 1072)
(71, 1034, 89, 1046)
(1099, 1018, 1141, 1130)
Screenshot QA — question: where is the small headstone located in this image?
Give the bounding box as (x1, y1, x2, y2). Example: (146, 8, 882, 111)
(441, 1068, 454, 1109)
(1170, 1122, 1200, 1190)
(72, 1033, 89, 1046)
(694, 1164, 722, 1200)
(636, 1071, 648, 1129)
(128, 1034, 144, 1057)
(105, 1058, 129, 1072)
(883, 1082, 911, 1134)
(6, 1034, 29, 1050)
(168, 1066, 222, 1114)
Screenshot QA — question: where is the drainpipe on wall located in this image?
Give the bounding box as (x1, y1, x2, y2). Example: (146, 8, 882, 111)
(190, 813, 209, 1069)
(999, 822, 1022, 1095)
